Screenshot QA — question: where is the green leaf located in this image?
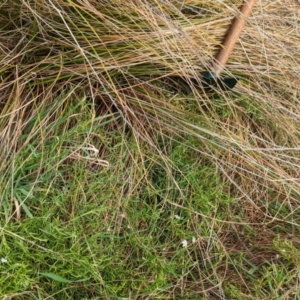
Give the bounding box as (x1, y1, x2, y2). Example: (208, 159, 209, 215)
(18, 188, 33, 199)
(40, 273, 73, 283)
(40, 272, 89, 283)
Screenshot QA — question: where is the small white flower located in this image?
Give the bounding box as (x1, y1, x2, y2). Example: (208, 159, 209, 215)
(174, 215, 181, 220)
(181, 240, 188, 248)
(192, 237, 196, 244)
(1, 258, 7, 263)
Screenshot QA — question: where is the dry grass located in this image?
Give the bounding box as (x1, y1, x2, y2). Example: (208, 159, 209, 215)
(1, 0, 300, 299)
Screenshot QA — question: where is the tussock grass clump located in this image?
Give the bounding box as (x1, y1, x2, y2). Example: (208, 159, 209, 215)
(1, 0, 300, 299)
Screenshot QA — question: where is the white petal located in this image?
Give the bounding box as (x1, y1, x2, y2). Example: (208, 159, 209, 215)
(1, 258, 7, 263)
(181, 240, 188, 247)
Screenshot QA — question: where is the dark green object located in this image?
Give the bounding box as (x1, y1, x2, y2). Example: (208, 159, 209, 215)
(202, 72, 238, 91)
